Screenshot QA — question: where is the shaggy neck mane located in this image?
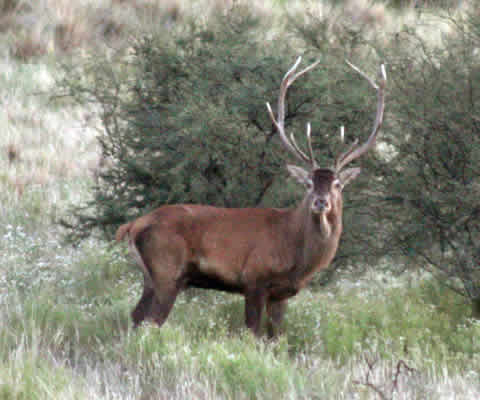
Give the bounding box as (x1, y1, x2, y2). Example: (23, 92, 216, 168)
(288, 195, 343, 281)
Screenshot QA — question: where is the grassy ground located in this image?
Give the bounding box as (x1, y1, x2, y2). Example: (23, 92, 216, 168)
(1, 0, 479, 399)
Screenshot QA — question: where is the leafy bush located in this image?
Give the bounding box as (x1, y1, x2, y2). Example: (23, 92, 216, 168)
(368, 12, 480, 315)
(58, 4, 379, 268)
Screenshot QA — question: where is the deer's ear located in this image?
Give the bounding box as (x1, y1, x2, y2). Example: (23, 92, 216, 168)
(338, 167, 361, 189)
(287, 165, 312, 188)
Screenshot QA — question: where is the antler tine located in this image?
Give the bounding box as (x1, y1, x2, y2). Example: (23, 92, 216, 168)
(287, 124, 318, 168)
(266, 57, 320, 166)
(305, 123, 316, 167)
(335, 63, 387, 172)
(289, 132, 310, 161)
(335, 136, 359, 171)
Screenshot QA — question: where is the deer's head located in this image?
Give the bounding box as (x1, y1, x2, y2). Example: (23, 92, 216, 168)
(267, 58, 386, 234)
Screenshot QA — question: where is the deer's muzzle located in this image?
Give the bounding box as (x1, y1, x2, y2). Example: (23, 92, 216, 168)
(311, 197, 330, 214)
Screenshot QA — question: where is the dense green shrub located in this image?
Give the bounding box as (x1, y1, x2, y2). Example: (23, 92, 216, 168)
(368, 13, 480, 314)
(58, 4, 380, 272)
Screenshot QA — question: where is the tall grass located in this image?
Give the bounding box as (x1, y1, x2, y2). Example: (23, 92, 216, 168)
(1, 0, 479, 398)
(1, 254, 479, 398)
(1, 199, 479, 399)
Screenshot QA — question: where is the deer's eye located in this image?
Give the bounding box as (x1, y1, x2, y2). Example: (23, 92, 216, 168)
(306, 180, 314, 190)
(333, 180, 342, 190)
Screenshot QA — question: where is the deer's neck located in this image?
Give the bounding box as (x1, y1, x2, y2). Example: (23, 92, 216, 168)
(288, 198, 343, 282)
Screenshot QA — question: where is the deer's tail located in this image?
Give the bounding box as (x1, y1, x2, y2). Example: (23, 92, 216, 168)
(115, 222, 132, 242)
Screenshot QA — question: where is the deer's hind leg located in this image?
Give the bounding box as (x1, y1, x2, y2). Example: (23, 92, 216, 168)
(131, 274, 174, 328)
(131, 275, 156, 327)
(133, 229, 188, 328)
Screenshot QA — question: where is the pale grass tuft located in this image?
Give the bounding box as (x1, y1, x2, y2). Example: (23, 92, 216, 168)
(1, 60, 101, 196)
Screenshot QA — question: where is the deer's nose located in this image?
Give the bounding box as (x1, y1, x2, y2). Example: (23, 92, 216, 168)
(312, 197, 329, 213)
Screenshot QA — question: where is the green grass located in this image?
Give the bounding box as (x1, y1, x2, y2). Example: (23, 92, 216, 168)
(1, 237, 479, 399)
(0, 1, 479, 398)
(0, 138, 478, 399)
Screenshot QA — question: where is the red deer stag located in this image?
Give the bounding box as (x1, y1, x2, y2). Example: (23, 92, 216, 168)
(116, 58, 387, 337)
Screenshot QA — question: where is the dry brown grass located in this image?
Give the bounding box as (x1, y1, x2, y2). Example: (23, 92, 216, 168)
(1, 0, 192, 60)
(13, 33, 48, 60)
(6, 143, 20, 164)
(0, 0, 26, 14)
(0, 0, 474, 62)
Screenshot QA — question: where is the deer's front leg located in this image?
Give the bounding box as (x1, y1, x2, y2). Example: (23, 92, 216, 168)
(266, 298, 287, 338)
(244, 288, 267, 336)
